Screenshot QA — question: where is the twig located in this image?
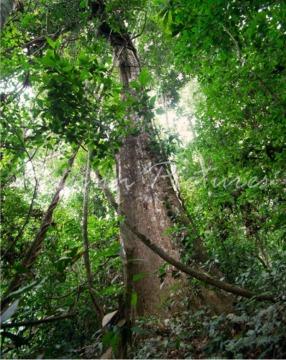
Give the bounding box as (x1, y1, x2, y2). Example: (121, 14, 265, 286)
(131, 11, 147, 40)
(1, 313, 76, 329)
(222, 23, 244, 64)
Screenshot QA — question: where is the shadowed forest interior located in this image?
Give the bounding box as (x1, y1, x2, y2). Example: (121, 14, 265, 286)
(0, 0, 286, 358)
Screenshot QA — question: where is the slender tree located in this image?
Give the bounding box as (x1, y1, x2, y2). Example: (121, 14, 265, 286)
(1, 149, 78, 312)
(82, 149, 104, 320)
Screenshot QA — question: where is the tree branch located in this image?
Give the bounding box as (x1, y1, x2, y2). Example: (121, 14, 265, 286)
(82, 149, 104, 320)
(123, 221, 274, 302)
(131, 11, 147, 40)
(1, 312, 76, 329)
(97, 174, 275, 302)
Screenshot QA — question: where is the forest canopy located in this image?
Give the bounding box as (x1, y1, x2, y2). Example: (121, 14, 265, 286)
(0, 0, 286, 358)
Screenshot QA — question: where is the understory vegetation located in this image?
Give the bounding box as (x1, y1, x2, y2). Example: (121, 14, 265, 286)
(1, 0, 286, 358)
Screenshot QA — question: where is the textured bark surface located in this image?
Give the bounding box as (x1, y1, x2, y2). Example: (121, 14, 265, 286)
(90, 0, 184, 314)
(92, 0, 232, 315)
(113, 45, 233, 315)
(114, 46, 185, 315)
(117, 134, 183, 314)
(0, 0, 14, 30)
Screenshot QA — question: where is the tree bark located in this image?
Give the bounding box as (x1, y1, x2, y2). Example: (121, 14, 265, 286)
(93, 0, 231, 316)
(92, 5, 185, 316)
(97, 173, 275, 302)
(123, 221, 275, 302)
(0, 0, 14, 30)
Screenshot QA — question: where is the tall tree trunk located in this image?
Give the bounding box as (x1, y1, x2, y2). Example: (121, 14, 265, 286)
(98, 32, 186, 316)
(93, 1, 231, 316)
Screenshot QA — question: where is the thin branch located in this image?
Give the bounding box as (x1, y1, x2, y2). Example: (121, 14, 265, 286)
(222, 24, 243, 64)
(131, 11, 147, 40)
(1, 148, 79, 312)
(96, 171, 118, 211)
(16, 147, 39, 237)
(1, 313, 76, 329)
(45, 282, 86, 301)
(82, 149, 104, 320)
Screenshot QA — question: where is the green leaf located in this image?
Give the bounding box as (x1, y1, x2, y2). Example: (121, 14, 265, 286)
(13, 263, 29, 274)
(40, 49, 57, 67)
(46, 37, 60, 50)
(132, 273, 146, 282)
(156, 107, 165, 115)
(138, 68, 152, 87)
(80, 0, 88, 9)
(149, 95, 156, 108)
(21, 14, 34, 28)
(131, 291, 138, 307)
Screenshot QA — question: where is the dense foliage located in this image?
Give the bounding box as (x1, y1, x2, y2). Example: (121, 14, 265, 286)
(1, 0, 285, 358)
